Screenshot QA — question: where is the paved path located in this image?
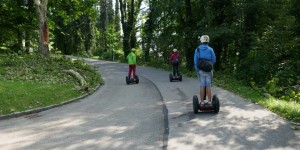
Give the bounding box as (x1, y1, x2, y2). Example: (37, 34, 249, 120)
(0, 60, 164, 150)
(137, 64, 300, 150)
(0, 59, 300, 150)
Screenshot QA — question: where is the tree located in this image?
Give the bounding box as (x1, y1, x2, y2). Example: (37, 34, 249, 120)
(182, 0, 198, 71)
(0, 0, 37, 54)
(34, 0, 49, 58)
(119, 0, 143, 58)
(49, 0, 98, 55)
(142, 0, 156, 62)
(114, 0, 121, 32)
(99, 0, 107, 53)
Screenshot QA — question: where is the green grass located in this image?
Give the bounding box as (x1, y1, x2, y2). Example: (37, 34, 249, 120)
(0, 53, 103, 116)
(261, 98, 300, 124)
(0, 78, 81, 115)
(213, 72, 300, 123)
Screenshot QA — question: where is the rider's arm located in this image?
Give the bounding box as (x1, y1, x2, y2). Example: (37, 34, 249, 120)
(210, 48, 216, 65)
(194, 49, 199, 72)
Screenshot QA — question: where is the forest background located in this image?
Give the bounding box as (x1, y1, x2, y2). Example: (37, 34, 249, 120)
(0, 0, 300, 121)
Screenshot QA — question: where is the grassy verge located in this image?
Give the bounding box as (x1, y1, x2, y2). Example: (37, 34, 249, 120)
(0, 54, 103, 116)
(213, 72, 300, 123)
(0, 78, 81, 114)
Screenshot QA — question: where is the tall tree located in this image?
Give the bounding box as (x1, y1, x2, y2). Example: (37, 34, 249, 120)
(49, 0, 97, 55)
(24, 0, 36, 53)
(34, 0, 49, 57)
(183, 0, 197, 71)
(0, 0, 36, 53)
(114, 0, 120, 32)
(119, 0, 143, 58)
(143, 0, 156, 62)
(99, 0, 107, 52)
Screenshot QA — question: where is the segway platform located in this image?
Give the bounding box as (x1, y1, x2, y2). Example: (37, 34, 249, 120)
(169, 73, 182, 82)
(193, 95, 220, 114)
(126, 75, 139, 85)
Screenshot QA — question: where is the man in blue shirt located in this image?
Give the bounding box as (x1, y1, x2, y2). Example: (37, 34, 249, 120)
(194, 35, 216, 106)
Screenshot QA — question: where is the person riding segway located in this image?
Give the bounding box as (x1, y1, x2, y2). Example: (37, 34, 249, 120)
(169, 48, 182, 82)
(193, 35, 219, 113)
(126, 49, 139, 85)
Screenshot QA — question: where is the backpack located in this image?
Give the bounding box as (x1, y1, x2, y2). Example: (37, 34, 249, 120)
(197, 48, 213, 72)
(172, 54, 179, 64)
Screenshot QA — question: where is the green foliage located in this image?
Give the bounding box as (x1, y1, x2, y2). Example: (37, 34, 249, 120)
(266, 78, 282, 97)
(48, 0, 98, 55)
(261, 98, 300, 123)
(211, 70, 300, 123)
(281, 91, 300, 103)
(0, 0, 37, 53)
(0, 54, 103, 88)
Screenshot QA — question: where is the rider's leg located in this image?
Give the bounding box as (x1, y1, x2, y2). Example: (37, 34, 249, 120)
(133, 65, 136, 79)
(128, 65, 133, 78)
(199, 71, 206, 105)
(206, 87, 212, 102)
(173, 64, 176, 76)
(206, 72, 212, 102)
(175, 63, 179, 75)
(200, 87, 205, 102)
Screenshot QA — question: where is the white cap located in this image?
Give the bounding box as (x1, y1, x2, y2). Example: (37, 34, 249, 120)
(173, 49, 178, 52)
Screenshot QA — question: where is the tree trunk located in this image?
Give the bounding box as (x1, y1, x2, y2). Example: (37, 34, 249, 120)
(17, 29, 23, 53)
(184, 0, 196, 71)
(25, 31, 30, 53)
(119, 0, 131, 58)
(100, 0, 107, 53)
(34, 0, 49, 58)
(119, 0, 142, 59)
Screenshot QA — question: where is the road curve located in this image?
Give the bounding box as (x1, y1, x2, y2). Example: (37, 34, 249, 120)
(0, 60, 165, 150)
(0, 58, 300, 150)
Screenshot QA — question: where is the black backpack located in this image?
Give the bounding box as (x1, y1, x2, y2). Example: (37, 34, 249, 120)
(197, 48, 213, 72)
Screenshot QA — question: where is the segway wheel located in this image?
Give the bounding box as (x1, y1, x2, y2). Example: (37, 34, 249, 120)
(179, 75, 182, 81)
(212, 95, 220, 113)
(126, 76, 130, 85)
(193, 95, 199, 114)
(169, 73, 173, 82)
(136, 75, 139, 84)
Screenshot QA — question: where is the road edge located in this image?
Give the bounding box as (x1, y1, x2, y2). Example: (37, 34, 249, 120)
(140, 75, 169, 150)
(0, 84, 102, 121)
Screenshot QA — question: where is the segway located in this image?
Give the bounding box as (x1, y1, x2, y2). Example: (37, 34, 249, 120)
(126, 75, 139, 85)
(169, 73, 182, 82)
(193, 87, 220, 114)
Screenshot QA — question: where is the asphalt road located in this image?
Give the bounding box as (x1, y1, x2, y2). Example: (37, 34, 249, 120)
(0, 59, 300, 150)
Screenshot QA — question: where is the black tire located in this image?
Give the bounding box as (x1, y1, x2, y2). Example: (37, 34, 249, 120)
(169, 73, 173, 82)
(193, 95, 199, 114)
(136, 75, 139, 84)
(126, 76, 129, 85)
(179, 75, 182, 81)
(212, 95, 220, 113)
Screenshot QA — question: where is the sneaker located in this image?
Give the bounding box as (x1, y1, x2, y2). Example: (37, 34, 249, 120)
(200, 102, 205, 107)
(207, 101, 212, 106)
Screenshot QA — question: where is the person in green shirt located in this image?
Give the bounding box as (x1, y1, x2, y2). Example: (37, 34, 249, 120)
(126, 49, 137, 80)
